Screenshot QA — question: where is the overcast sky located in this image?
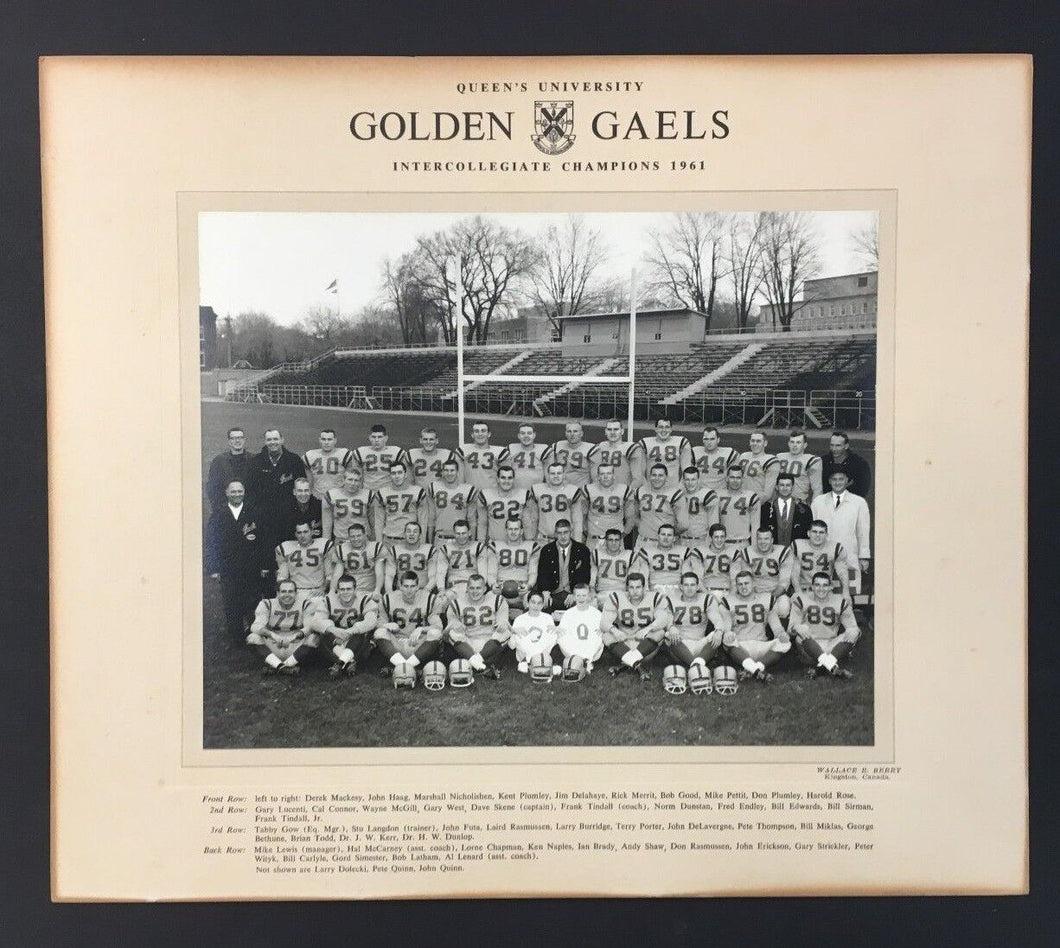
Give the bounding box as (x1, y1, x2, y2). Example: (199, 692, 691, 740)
(199, 210, 877, 325)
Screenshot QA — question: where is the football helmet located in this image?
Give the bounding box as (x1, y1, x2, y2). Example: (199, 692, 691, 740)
(422, 660, 447, 691)
(662, 664, 688, 695)
(529, 653, 554, 683)
(561, 654, 588, 682)
(713, 665, 739, 696)
(392, 662, 417, 689)
(688, 663, 713, 695)
(448, 658, 474, 688)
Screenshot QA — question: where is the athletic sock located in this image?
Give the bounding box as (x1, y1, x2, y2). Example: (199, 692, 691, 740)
(469, 654, 487, 671)
(390, 652, 405, 667)
(265, 653, 282, 668)
(741, 657, 758, 674)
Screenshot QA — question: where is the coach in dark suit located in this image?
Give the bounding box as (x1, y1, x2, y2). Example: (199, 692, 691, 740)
(760, 472, 812, 547)
(533, 519, 592, 612)
(247, 428, 307, 554)
(205, 480, 271, 640)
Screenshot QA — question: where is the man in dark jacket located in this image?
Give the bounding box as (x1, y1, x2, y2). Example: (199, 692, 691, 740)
(821, 431, 872, 500)
(205, 480, 272, 639)
(760, 472, 813, 547)
(533, 519, 592, 613)
(247, 428, 307, 557)
(205, 427, 254, 514)
(280, 477, 324, 541)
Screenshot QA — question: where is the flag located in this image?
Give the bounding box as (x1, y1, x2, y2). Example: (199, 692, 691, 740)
(325, 279, 338, 294)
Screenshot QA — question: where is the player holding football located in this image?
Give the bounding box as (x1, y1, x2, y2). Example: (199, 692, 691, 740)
(327, 522, 385, 599)
(718, 570, 790, 682)
(310, 574, 380, 678)
(789, 571, 861, 678)
(664, 571, 726, 676)
(600, 572, 671, 681)
(375, 572, 444, 676)
(322, 468, 375, 541)
(637, 417, 691, 490)
(302, 429, 355, 501)
(247, 579, 317, 676)
(354, 423, 406, 493)
(692, 426, 739, 495)
(275, 521, 330, 597)
(588, 419, 641, 486)
(483, 517, 540, 619)
(544, 420, 595, 488)
(442, 574, 511, 679)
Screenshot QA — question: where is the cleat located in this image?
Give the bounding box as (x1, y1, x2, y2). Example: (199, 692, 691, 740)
(738, 670, 752, 681)
(379, 666, 392, 678)
(608, 664, 626, 678)
(483, 664, 502, 681)
(261, 665, 281, 677)
(755, 670, 774, 683)
(636, 663, 653, 682)
(328, 661, 345, 679)
(806, 667, 819, 679)
(830, 666, 854, 679)
(278, 664, 300, 676)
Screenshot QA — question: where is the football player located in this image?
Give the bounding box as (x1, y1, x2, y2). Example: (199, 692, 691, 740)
(477, 464, 536, 541)
(509, 591, 560, 671)
(718, 570, 789, 682)
(590, 528, 635, 598)
(483, 516, 540, 618)
(691, 426, 739, 495)
(457, 421, 503, 491)
(634, 523, 693, 597)
(698, 524, 737, 596)
(310, 574, 379, 677)
(275, 521, 330, 597)
(582, 462, 631, 543)
(247, 579, 317, 676)
(664, 571, 726, 674)
(675, 465, 719, 542)
(353, 423, 406, 492)
(436, 519, 488, 602)
(556, 583, 605, 671)
(766, 429, 823, 503)
(327, 522, 385, 599)
(716, 466, 761, 546)
(600, 572, 671, 680)
(588, 418, 641, 486)
(302, 428, 355, 500)
(322, 468, 375, 541)
(407, 427, 457, 488)
(544, 420, 595, 488)
(376, 571, 444, 676)
(442, 574, 511, 679)
(637, 417, 691, 490)
(789, 571, 861, 678)
(737, 432, 778, 497)
(373, 460, 429, 542)
(531, 462, 585, 541)
(736, 527, 795, 619)
(629, 463, 681, 545)
(501, 423, 547, 492)
(792, 520, 855, 597)
(428, 459, 479, 542)
(383, 521, 437, 592)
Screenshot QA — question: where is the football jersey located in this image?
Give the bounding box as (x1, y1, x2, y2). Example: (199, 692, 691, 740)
(738, 543, 793, 594)
(592, 544, 634, 593)
(478, 486, 531, 541)
(315, 591, 376, 631)
(556, 605, 604, 661)
(457, 442, 503, 491)
(531, 483, 583, 539)
(354, 444, 406, 492)
(667, 591, 716, 639)
(253, 595, 312, 638)
(737, 451, 778, 497)
(381, 589, 438, 635)
(635, 541, 692, 589)
(771, 452, 823, 502)
(428, 482, 479, 538)
(502, 443, 547, 491)
(606, 590, 668, 633)
(583, 483, 630, 539)
(790, 592, 858, 640)
(490, 539, 539, 583)
(638, 435, 692, 490)
(677, 486, 719, 539)
(446, 591, 506, 634)
(588, 440, 639, 485)
(386, 541, 435, 588)
(275, 538, 329, 590)
(375, 483, 427, 540)
(721, 591, 776, 642)
(511, 611, 559, 656)
(698, 544, 736, 592)
(544, 440, 596, 487)
(632, 486, 681, 541)
(438, 540, 485, 587)
(792, 539, 847, 590)
(325, 487, 374, 540)
(691, 445, 740, 494)
(328, 540, 385, 595)
(407, 447, 457, 487)
(302, 447, 355, 499)
(716, 488, 760, 542)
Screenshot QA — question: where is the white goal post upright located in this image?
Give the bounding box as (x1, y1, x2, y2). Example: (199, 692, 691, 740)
(455, 264, 638, 440)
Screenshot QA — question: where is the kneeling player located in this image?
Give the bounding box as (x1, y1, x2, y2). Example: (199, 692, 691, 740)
(509, 591, 559, 673)
(443, 574, 511, 679)
(556, 583, 605, 676)
(310, 574, 379, 677)
(600, 572, 671, 680)
(718, 570, 790, 683)
(375, 571, 443, 677)
(789, 572, 861, 678)
(246, 579, 316, 676)
(665, 572, 726, 677)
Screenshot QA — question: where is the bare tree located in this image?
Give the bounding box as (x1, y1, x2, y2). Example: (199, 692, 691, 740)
(381, 254, 437, 345)
(757, 211, 822, 332)
(643, 212, 727, 330)
(850, 221, 879, 271)
(299, 303, 347, 346)
(724, 213, 765, 332)
(526, 215, 609, 335)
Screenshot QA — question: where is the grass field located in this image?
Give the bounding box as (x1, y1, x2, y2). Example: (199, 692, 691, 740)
(201, 400, 875, 749)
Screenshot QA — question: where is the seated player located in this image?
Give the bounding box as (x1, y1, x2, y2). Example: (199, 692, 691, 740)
(275, 521, 330, 598)
(483, 516, 540, 619)
(375, 571, 444, 677)
(698, 523, 737, 597)
(664, 571, 726, 677)
(590, 528, 634, 601)
(600, 572, 671, 681)
(532, 462, 585, 542)
(383, 520, 437, 592)
(629, 463, 681, 547)
(509, 591, 560, 673)
(675, 465, 718, 542)
(477, 464, 536, 541)
(718, 570, 790, 683)
(246, 579, 317, 676)
(582, 462, 630, 543)
(429, 459, 480, 543)
(789, 571, 861, 679)
(634, 522, 692, 597)
(436, 518, 487, 604)
(327, 522, 385, 600)
(737, 527, 795, 619)
(309, 574, 379, 677)
(442, 574, 511, 679)
(322, 468, 374, 541)
(556, 583, 605, 674)
(792, 520, 854, 598)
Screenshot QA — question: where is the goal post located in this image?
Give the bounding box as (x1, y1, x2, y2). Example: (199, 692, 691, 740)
(453, 264, 638, 440)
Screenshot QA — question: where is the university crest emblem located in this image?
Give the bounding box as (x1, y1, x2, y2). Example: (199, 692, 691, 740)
(532, 100, 575, 155)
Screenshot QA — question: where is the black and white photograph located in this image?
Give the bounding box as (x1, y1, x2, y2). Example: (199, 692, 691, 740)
(199, 207, 881, 749)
